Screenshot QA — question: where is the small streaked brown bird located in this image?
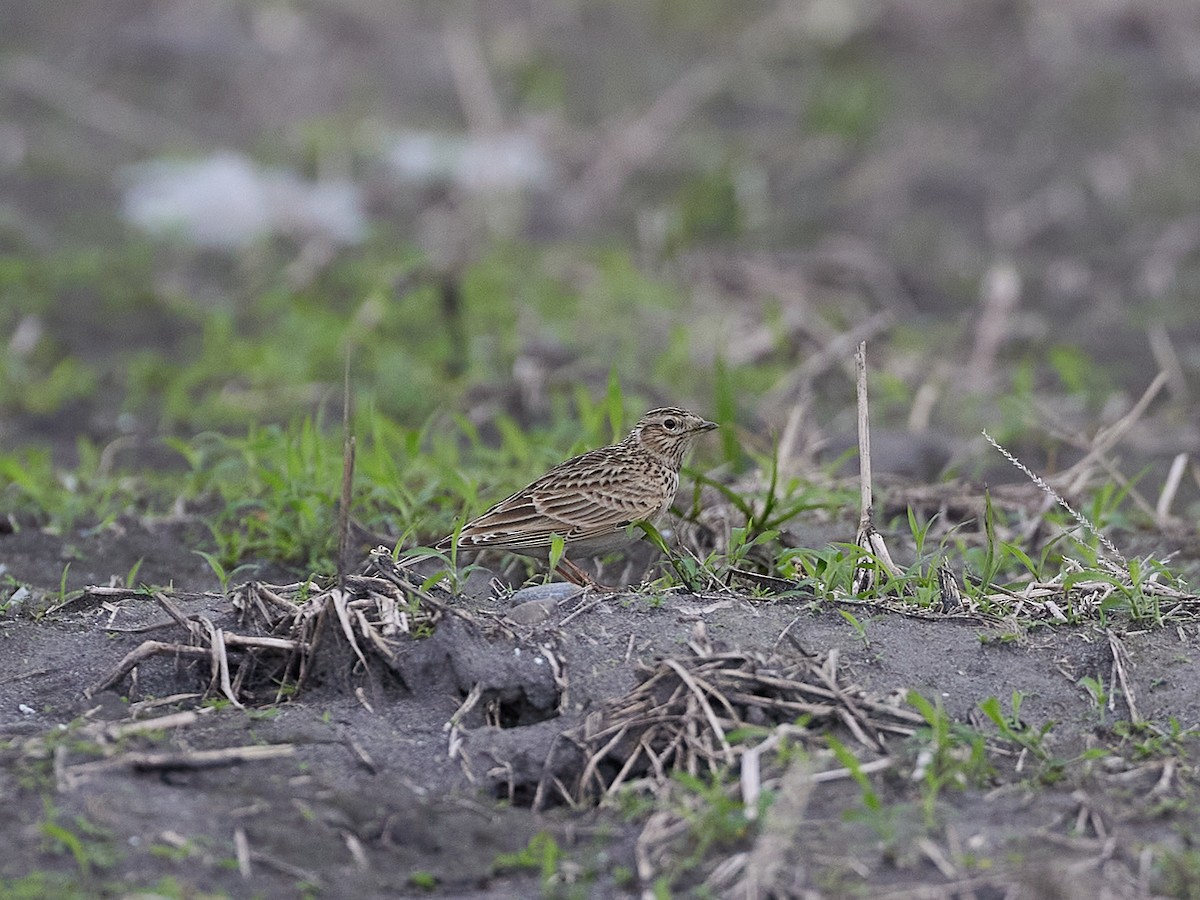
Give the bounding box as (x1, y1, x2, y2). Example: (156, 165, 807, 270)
(443, 407, 717, 588)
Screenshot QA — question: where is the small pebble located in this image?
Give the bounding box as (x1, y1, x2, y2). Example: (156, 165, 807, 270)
(1101, 755, 1127, 772)
(506, 582, 585, 606)
(507, 598, 556, 625)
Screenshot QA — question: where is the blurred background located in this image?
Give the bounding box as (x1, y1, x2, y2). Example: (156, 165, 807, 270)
(3, 0, 1200, 519)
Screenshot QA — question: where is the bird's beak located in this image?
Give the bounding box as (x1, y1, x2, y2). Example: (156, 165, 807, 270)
(698, 419, 719, 432)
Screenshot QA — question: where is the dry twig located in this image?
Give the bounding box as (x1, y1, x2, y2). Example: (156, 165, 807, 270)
(561, 643, 920, 806)
(87, 550, 451, 705)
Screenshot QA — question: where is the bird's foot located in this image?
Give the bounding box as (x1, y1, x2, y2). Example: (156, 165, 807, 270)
(555, 557, 617, 592)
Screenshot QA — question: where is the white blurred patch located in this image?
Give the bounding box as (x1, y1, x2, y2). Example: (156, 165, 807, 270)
(119, 152, 366, 250)
(383, 130, 551, 193)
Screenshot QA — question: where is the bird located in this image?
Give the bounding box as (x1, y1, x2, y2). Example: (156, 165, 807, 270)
(442, 406, 718, 589)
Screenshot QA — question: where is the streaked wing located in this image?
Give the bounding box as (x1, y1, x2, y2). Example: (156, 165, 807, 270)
(456, 450, 668, 550)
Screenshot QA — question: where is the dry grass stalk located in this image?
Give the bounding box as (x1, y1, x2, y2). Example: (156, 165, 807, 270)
(967, 261, 1021, 386)
(852, 340, 905, 596)
(1106, 629, 1141, 726)
(41, 695, 294, 790)
(337, 351, 356, 588)
(1052, 370, 1170, 494)
(1155, 452, 1189, 526)
(234, 826, 252, 879)
(983, 429, 1125, 565)
(1146, 321, 1189, 402)
(443, 20, 504, 136)
(4, 54, 196, 150)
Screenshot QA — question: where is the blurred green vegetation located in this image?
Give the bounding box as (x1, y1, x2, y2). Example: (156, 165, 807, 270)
(0, 238, 747, 571)
(0, 230, 1174, 583)
(0, 240, 714, 430)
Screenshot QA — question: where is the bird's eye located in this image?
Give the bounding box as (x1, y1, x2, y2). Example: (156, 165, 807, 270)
(663, 418, 678, 430)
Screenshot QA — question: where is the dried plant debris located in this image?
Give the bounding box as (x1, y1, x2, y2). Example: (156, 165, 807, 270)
(6, 702, 298, 794)
(84, 548, 552, 710)
(556, 626, 923, 807)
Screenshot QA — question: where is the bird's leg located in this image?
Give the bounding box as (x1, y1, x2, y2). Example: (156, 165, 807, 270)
(555, 557, 616, 592)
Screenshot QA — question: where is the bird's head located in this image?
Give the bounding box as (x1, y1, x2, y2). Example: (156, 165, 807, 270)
(628, 406, 718, 465)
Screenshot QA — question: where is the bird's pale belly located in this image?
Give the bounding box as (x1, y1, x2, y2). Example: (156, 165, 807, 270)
(511, 527, 648, 561)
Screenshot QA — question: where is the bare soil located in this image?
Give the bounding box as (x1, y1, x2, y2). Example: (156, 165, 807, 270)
(3, 524, 1199, 898)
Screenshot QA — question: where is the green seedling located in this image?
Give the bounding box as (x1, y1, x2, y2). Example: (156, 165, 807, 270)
(838, 609, 869, 646)
(38, 800, 117, 876)
(1077, 675, 1109, 720)
(907, 690, 991, 826)
(979, 693, 1054, 764)
(546, 533, 567, 586)
(826, 734, 894, 843)
(492, 831, 562, 894)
